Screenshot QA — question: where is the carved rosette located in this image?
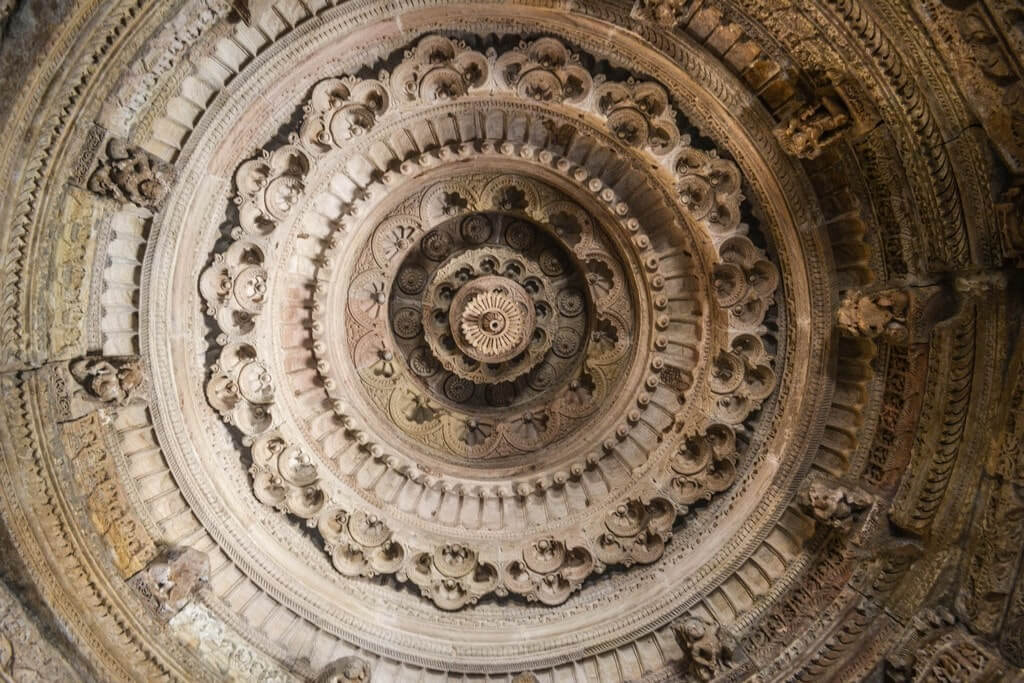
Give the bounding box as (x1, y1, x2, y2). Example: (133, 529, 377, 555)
(233, 145, 310, 237)
(494, 38, 592, 103)
(505, 539, 595, 605)
(199, 34, 782, 611)
(407, 544, 499, 610)
(595, 79, 680, 152)
(199, 241, 267, 335)
(206, 343, 274, 435)
(250, 431, 324, 519)
(318, 508, 405, 579)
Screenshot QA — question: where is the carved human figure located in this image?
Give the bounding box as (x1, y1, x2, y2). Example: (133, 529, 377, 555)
(136, 546, 210, 615)
(673, 615, 734, 681)
(775, 95, 851, 159)
(88, 138, 169, 209)
(837, 289, 910, 343)
(798, 480, 870, 530)
(639, 0, 689, 27)
(315, 656, 371, 683)
(69, 357, 144, 405)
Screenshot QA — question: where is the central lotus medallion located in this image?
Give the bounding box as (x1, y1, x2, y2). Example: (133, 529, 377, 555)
(198, 33, 781, 610)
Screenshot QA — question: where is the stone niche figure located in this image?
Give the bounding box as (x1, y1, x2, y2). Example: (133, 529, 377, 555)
(87, 138, 169, 209)
(837, 288, 910, 344)
(314, 656, 371, 683)
(635, 0, 690, 27)
(798, 480, 871, 531)
(132, 546, 210, 616)
(69, 356, 144, 406)
(837, 284, 957, 346)
(673, 615, 734, 681)
(774, 95, 851, 159)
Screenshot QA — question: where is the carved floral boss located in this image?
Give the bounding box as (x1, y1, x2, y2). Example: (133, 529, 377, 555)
(200, 34, 780, 610)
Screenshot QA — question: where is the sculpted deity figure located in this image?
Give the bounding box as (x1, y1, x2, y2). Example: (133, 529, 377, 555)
(137, 546, 210, 615)
(837, 289, 910, 344)
(315, 656, 371, 683)
(838, 283, 959, 346)
(775, 95, 852, 159)
(673, 615, 734, 680)
(88, 138, 170, 209)
(637, 0, 690, 27)
(69, 356, 144, 405)
(799, 480, 870, 531)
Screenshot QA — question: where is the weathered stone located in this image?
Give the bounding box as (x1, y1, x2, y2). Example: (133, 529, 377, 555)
(0, 0, 1023, 680)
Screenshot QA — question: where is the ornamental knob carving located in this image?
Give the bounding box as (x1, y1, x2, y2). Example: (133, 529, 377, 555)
(451, 276, 535, 365)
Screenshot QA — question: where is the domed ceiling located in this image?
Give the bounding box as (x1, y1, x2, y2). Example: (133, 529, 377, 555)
(0, 0, 1022, 681)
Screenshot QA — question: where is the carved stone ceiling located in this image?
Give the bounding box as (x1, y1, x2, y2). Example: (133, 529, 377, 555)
(0, 0, 1022, 681)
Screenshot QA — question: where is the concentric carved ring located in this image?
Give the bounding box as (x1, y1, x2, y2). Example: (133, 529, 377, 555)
(418, 245, 559, 387)
(191, 33, 785, 619)
(451, 277, 534, 365)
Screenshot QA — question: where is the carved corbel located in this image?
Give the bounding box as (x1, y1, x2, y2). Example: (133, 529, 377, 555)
(314, 656, 371, 683)
(837, 284, 957, 346)
(69, 355, 144, 405)
(87, 138, 171, 210)
(130, 546, 210, 617)
(58, 356, 145, 420)
(797, 479, 871, 531)
(940, 2, 1024, 174)
(632, 0, 692, 28)
(672, 614, 735, 681)
(774, 94, 853, 160)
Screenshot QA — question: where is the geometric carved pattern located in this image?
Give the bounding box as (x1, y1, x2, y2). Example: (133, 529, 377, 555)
(1, 0, 1021, 680)
(198, 34, 783, 611)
